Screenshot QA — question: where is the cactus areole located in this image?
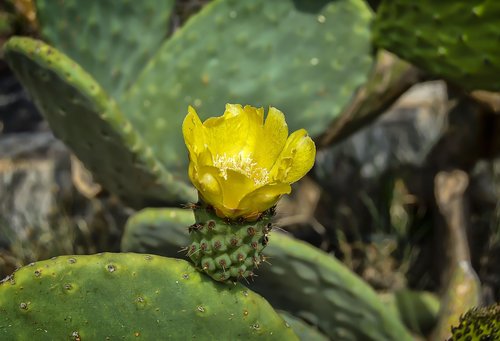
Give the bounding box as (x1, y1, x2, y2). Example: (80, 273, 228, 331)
(182, 104, 315, 281)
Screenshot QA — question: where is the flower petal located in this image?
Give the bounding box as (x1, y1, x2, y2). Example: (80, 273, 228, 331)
(270, 129, 316, 183)
(237, 183, 292, 217)
(197, 148, 214, 167)
(219, 168, 258, 210)
(190, 165, 223, 209)
(204, 104, 264, 158)
(253, 107, 288, 169)
(193, 165, 258, 219)
(182, 106, 206, 160)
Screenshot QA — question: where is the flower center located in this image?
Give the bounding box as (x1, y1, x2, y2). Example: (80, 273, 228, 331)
(213, 153, 269, 186)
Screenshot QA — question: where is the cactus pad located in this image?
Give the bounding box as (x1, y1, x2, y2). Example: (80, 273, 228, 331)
(121, 208, 413, 340)
(373, 1, 500, 91)
(187, 204, 273, 282)
(0, 253, 298, 340)
(278, 311, 329, 341)
(35, 0, 175, 99)
(122, 208, 195, 258)
(124, 0, 373, 174)
(3, 37, 196, 208)
(249, 231, 413, 341)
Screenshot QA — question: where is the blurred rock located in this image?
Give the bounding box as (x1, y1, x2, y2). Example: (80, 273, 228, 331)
(313, 79, 500, 298)
(0, 132, 70, 247)
(0, 132, 129, 278)
(314, 81, 447, 241)
(316, 81, 447, 184)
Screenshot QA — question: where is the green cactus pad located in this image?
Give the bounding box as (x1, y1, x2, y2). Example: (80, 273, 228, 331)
(449, 303, 499, 341)
(121, 208, 413, 340)
(278, 311, 329, 341)
(3, 37, 196, 208)
(0, 253, 298, 340)
(35, 0, 175, 98)
(187, 204, 273, 282)
(250, 231, 413, 341)
(380, 289, 440, 336)
(373, 1, 500, 91)
(124, 0, 373, 174)
(120, 208, 199, 254)
(123, 208, 196, 258)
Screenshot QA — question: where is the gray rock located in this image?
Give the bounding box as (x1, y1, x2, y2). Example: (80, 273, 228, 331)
(315, 81, 448, 185)
(0, 132, 71, 247)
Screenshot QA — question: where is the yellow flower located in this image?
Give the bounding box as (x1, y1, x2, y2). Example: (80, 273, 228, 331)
(182, 104, 316, 219)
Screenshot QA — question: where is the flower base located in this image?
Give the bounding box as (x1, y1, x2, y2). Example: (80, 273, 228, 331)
(187, 203, 274, 282)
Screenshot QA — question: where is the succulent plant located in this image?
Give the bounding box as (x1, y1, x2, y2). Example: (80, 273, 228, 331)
(35, 0, 175, 100)
(3, 0, 479, 339)
(373, 0, 500, 91)
(278, 310, 329, 341)
(1, 0, 378, 336)
(186, 203, 274, 282)
(448, 303, 500, 341)
(4, 37, 195, 208)
(3, 0, 374, 209)
(0, 253, 298, 339)
(121, 207, 415, 340)
(182, 104, 315, 282)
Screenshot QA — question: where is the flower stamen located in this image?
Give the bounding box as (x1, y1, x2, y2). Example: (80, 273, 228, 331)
(213, 153, 269, 186)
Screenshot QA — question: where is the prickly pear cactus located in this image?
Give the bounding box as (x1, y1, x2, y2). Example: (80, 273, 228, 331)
(250, 231, 413, 341)
(121, 208, 414, 341)
(5, 0, 374, 209)
(35, 0, 175, 99)
(124, 0, 374, 173)
(3, 37, 196, 208)
(380, 289, 440, 336)
(0, 253, 298, 340)
(187, 203, 273, 282)
(373, 1, 500, 91)
(123, 208, 195, 258)
(448, 303, 500, 341)
(278, 311, 329, 341)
